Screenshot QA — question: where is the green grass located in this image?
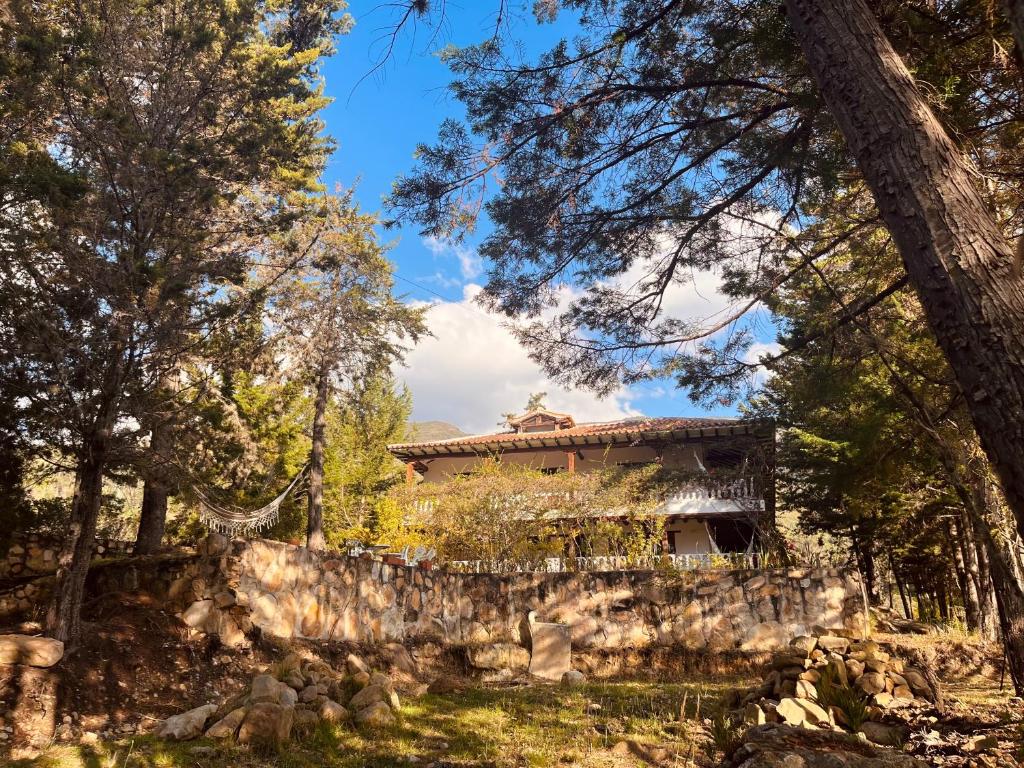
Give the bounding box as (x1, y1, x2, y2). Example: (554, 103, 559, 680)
(13, 678, 745, 768)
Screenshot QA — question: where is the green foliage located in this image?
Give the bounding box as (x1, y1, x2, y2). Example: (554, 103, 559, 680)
(388, 461, 711, 567)
(816, 665, 870, 732)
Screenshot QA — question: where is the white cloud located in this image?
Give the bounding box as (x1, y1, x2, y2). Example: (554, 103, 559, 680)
(420, 236, 483, 281)
(396, 284, 642, 434)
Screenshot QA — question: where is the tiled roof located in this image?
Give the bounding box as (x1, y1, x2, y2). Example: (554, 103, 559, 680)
(388, 416, 768, 458)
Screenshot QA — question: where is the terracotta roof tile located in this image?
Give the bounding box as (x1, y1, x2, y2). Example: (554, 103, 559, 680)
(389, 416, 764, 457)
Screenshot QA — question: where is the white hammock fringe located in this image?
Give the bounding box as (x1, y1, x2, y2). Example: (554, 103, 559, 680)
(195, 468, 306, 537)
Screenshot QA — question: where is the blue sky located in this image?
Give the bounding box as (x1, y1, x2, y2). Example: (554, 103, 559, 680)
(316, 3, 772, 434)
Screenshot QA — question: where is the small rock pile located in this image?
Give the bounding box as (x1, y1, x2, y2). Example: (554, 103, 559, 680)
(154, 652, 401, 746)
(728, 634, 940, 747)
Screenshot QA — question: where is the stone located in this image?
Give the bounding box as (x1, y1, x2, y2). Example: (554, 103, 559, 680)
(527, 621, 571, 681)
(349, 684, 388, 711)
(319, 700, 350, 723)
(743, 702, 767, 726)
(346, 653, 369, 676)
(355, 701, 396, 726)
(293, 709, 320, 730)
(427, 676, 464, 694)
(384, 642, 418, 675)
(790, 635, 817, 655)
(725, 724, 927, 767)
(154, 703, 218, 740)
(795, 680, 818, 701)
(283, 670, 306, 690)
(858, 673, 886, 695)
(214, 591, 236, 609)
(299, 685, 319, 703)
(204, 707, 246, 739)
(742, 621, 789, 651)
(847, 658, 866, 680)
(238, 703, 294, 746)
(0, 635, 64, 668)
(965, 734, 999, 753)
(560, 670, 586, 687)
(467, 642, 530, 671)
(860, 721, 906, 747)
(775, 697, 829, 728)
(181, 600, 214, 629)
(893, 685, 914, 700)
(353, 670, 371, 687)
(815, 635, 850, 654)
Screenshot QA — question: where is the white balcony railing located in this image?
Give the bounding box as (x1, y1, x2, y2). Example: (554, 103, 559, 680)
(448, 552, 765, 574)
(410, 475, 763, 519)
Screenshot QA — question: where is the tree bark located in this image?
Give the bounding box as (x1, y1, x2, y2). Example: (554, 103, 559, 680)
(134, 416, 173, 554)
(1003, 1, 1024, 68)
(45, 436, 108, 645)
(785, 0, 1024, 543)
(306, 359, 330, 551)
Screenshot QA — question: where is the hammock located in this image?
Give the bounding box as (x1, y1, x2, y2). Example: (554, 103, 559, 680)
(196, 467, 307, 536)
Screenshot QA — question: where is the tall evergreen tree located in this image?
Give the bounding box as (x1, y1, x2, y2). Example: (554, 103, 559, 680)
(270, 192, 425, 550)
(0, 0, 347, 645)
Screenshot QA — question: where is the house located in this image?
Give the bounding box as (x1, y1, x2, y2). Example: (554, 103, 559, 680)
(387, 409, 775, 558)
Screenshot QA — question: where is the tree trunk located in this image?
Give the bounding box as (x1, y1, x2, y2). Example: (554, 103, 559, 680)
(45, 437, 108, 645)
(1003, 1, 1024, 67)
(950, 516, 983, 634)
(134, 416, 173, 554)
(785, 0, 1024, 541)
(306, 361, 330, 551)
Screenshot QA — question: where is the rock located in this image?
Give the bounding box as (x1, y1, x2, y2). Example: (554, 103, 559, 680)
(816, 635, 851, 654)
(965, 734, 999, 753)
(775, 697, 829, 728)
(355, 701, 396, 726)
(561, 670, 586, 687)
(293, 709, 320, 730)
(205, 707, 246, 739)
(858, 672, 886, 695)
(279, 685, 298, 708)
(214, 591, 236, 609)
(467, 642, 530, 671)
(384, 642, 418, 675)
(893, 685, 913, 700)
(527, 622, 571, 681)
(154, 703, 218, 740)
(743, 703, 766, 726)
(299, 685, 319, 703)
(725, 724, 927, 767)
(795, 680, 818, 701)
(847, 658, 866, 680)
(283, 670, 305, 690)
(427, 676, 464, 694)
(319, 700, 350, 723)
(352, 671, 371, 687)
(346, 653, 369, 676)
(742, 622, 789, 652)
(181, 600, 214, 629)
(790, 636, 818, 655)
(860, 721, 906, 747)
(0, 635, 64, 668)
(250, 673, 282, 703)
(349, 684, 388, 711)
(237, 703, 294, 746)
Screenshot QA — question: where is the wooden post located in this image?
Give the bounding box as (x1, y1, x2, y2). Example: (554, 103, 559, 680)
(406, 462, 415, 486)
(566, 451, 576, 473)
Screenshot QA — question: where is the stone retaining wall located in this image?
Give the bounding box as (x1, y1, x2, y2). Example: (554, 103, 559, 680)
(176, 537, 868, 653)
(0, 532, 133, 580)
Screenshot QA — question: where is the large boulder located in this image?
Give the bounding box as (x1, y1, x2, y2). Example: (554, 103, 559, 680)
(237, 703, 294, 746)
(354, 701, 395, 726)
(527, 622, 571, 681)
(154, 703, 218, 740)
(721, 724, 927, 767)
(349, 684, 388, 711)
(0, 635, 64, 668)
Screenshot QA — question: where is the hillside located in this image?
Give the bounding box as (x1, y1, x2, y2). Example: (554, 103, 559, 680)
(404, 421, 468, 443)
